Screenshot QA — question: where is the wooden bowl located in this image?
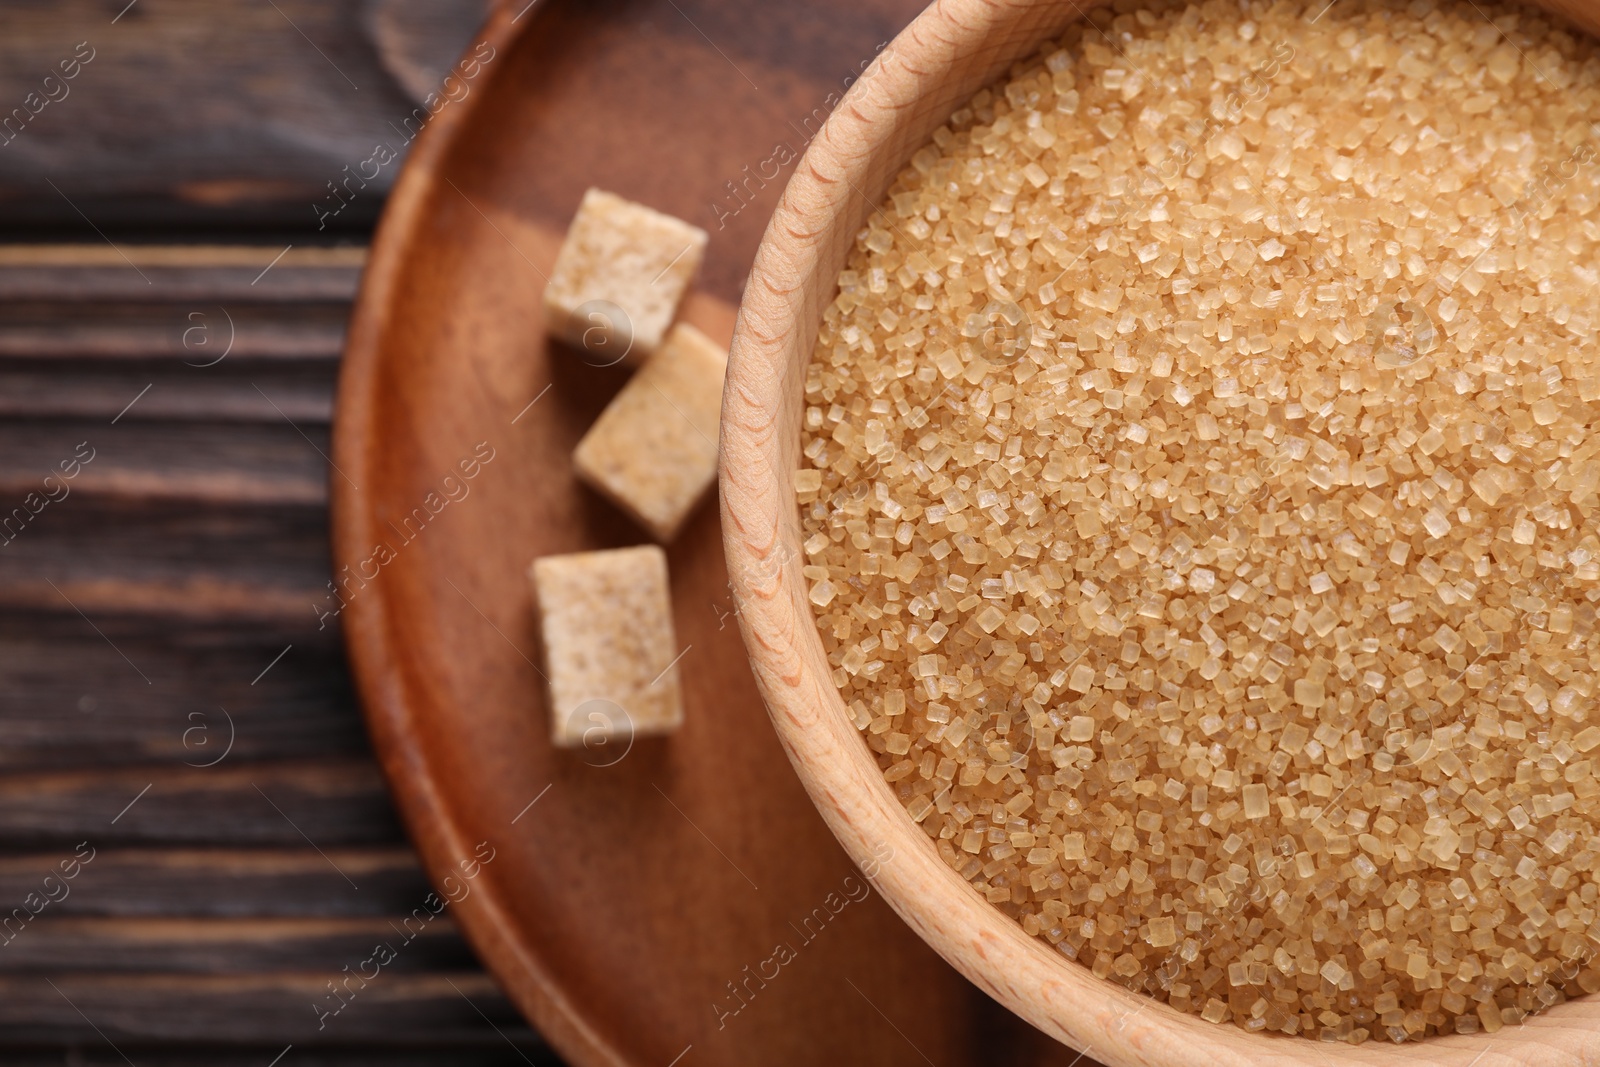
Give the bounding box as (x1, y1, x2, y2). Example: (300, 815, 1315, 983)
(719, 1, 1600, 1065)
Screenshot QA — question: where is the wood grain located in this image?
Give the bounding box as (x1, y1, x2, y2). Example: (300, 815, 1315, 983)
(0, 0, 457, 233)
(0, 423, 329, 504)
(0, 972, 531, 1044)
(719, 3, 1600, 1067)
(0, 760, 401, 845)
(0, 246, 366, 302)
(0, 366, 337, 423)
(0, 626, 361, 769)
(0, 316, 347, 363)
(0, 231, 533, 1058)
(0, 916, 476, 972)
(0, 1051, 550, 1067)
(0, 848, 431, 917)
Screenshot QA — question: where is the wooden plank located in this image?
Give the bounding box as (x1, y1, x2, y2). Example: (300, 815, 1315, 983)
(0, 247, 366, 267)
(0, 848, 432, 917)
(0, 1049, 556, 1067)
(0, 600, 342, 646)
(0, 0, 483, 232)
(0, 0, 469, 231)
(0, 313, 347, 363)
(0, 917, 478, 973)
(0, 575, 326, 627)
(0, 623, 361, 769)
(0, 972, 536, 1044)
(0, 518, 330, 625)
(0, 421, 329, 506)
(0, 364, 336, 423)
(0, 503, 330, 576)
(0, 247, 366, 302)
(0, 760, 403, 846)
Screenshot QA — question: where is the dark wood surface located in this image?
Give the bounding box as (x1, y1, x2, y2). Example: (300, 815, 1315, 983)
(0, 245, 551, 1061)
(0, 0, 980, 1063)
(0, 0, 491, 236)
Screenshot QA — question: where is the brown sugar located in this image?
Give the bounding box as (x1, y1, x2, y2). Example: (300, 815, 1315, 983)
(798, 0, 1600, 1043)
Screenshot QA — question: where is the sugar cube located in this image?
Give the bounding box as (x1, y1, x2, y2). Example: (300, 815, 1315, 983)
(573, 322, 726, 542)
(542, 188, 707, 366)
(529, 545, 683, 747)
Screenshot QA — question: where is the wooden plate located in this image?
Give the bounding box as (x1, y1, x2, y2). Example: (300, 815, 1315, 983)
(332, 1, 1089, 1064)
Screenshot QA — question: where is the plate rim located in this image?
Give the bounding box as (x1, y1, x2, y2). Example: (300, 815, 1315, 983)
(330, 3, 634, 1064)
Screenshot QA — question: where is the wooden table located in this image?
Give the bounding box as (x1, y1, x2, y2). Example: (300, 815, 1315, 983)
(0, 0, 921, 1062)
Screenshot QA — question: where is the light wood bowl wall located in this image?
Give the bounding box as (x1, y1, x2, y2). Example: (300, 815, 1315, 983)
(719, 0, 1600, 1063)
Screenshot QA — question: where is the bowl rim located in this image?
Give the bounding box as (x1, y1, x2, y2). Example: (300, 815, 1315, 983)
(717, 1, 1600, 1064)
